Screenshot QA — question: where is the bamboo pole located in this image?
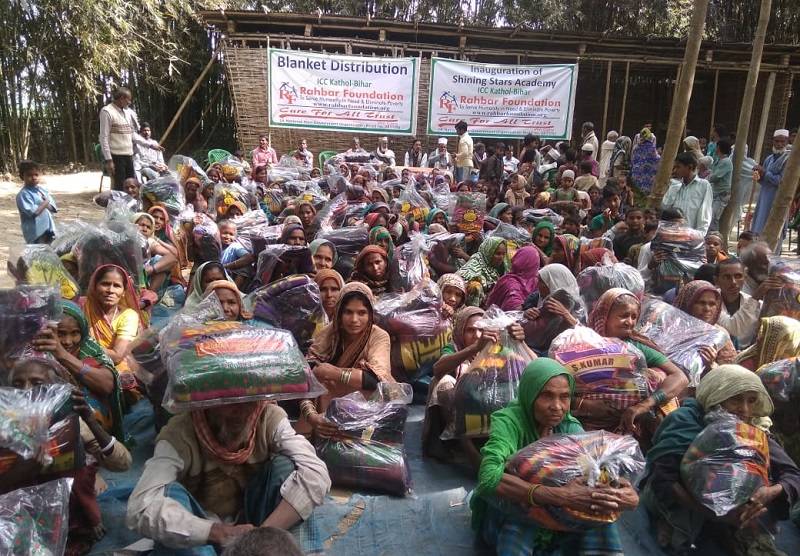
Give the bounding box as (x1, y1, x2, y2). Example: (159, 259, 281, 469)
(161, 48, 219, 144)
(708, 69, 719, 139)
(718, 0, 772, 245)
(647, 0, 710, 208)
(602, 60, 612, 137)
(753, 72, 777, 163)
(619, 61, 630, 134)
(174, 87, 224, 154)
(760, 139, 800, 250)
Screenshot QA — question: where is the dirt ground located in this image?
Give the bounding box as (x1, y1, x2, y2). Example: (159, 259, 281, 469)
(0, 171, 107, 287)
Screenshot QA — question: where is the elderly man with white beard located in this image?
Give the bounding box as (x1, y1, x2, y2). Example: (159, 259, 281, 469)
(751, 129, 791, 235)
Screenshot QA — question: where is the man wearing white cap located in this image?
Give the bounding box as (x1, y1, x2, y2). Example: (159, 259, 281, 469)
(428, 137, 453, 171)
(581, 122, 599, 160)
(580, 143, 600, 177)
(751, 129, 791, 234)
(372, 136, 396, 166)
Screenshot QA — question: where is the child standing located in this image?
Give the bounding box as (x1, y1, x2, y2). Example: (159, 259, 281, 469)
(16, 160, 57, 244)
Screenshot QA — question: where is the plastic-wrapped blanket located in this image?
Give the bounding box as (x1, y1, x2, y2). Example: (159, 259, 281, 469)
(550, 326, 650, 410)
(0, 384, 72, 462)
(680, 410, 770, 517)
(759, 261, 800, 321)
(316, 384, 413, 496)
(191, 215, 222, 264)
(503, 431, 645, 531)
(649, 222, 706, 294)
(213, 183, 250, 219)
(250, 275, 325, 352)
(316, 227, 369, 280)
(448, 192, 486, 234)
(522, 289, 586, 353)
(451, 308, 536, 438)
(51, 220, 94, 257)
(576, 262, 645, 313)
(374, 282, 450, 381)
(168, 154, 210, 186)
(0, 286, 61, 355)
(390, 233, 431, 292)
(0, 478, 72, 556)
(636, 296, 731, 386)
(757, 357, 800, 404)
(141, 174, 185, 217)
(161, 320, 324, 411)
(393, 186, 430, 225)
(72, 220, 144, 290)
(255, 245, 313, 286)
(7, 245, 79, 301)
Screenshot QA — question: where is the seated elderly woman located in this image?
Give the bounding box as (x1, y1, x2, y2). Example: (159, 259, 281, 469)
(472, 358, 639, 555)
(736, 316, 800, 371)
(457, 237, 508, 307)
(642, 365, 800, 555)
(349, 245, 394, 296)
(673, 280, 737, 372)
(203, 281, 250, 322)
(127, 398, 330, 553)
(301, 282, 392, 436)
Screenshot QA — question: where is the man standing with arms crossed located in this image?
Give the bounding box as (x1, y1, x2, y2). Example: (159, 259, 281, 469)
(454, 120, 473, 182)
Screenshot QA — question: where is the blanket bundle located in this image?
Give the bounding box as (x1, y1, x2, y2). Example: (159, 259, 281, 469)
(757, 357, 800, 404)
(251, 275, 325, 352)
(0, 478, 72, 556)
(577, 263, 645, 313)
(448, 192, 486, 234)
(0, 286, 61, 355)
(649, 222, 705, 294)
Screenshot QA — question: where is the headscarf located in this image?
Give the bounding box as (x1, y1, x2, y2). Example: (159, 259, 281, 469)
(457, 236, 507, 290)
(532, 220, 556, 256)
(191, 402, 268, 465)
(314, 269, 345, 290)
(484, 246, 540, 311)
(453, 306, 485, 350)
(83, 264, 145, 348)
(350, 245, 391, 295)
(489, 203, 510, 219)
(280, 223, 306, 244)
(364, 212, 383, 230)
(227, 200, 248, 217)
(437, 273, 467, 306)
(588, 288, 661, 350)
(425, 208, 449, 231)
(368, 226, 395, 261)
(554, 234, 581, 274)
(309, 238, 338, 265)
(132, 212, 155, 229)
(610, 136, 632, 171)
(371, 188, 390, 204)
(148, 205, 174, 244)
(61, 300, 125, 440)
(580, 247, 617, 268)
(296, 201, 317, 220)
(683, 136, 703, 160)
(283, 215, 302, 226)
(473, 359, 582, 530)
(538, 263, 580, 300)
(736, 316, 800, 369)
(674, 280, 722, 323)
(185, 261, 230, 311)
(202, 280, 251, 320)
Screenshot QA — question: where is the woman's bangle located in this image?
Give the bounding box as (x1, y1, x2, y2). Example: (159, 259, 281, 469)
(573, 397, 585, 413)
(300, 400, 317, 419)
(527, 483, 543, 507)
(650, 389, 668, 407)
(77, 364, 92, 379)
(100, 436, 116, 455)
(340, 369, 352, 385)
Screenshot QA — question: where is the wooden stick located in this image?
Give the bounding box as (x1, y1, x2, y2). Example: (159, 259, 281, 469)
(161, 48, 219, 144)
(602, 60, 612, 137)
(753, 71, 777, 163)
(174, 87, 224, 154)
(743, 176, 758, 231)
(619, 61, 629, 134)
(708, 69, 719, 139)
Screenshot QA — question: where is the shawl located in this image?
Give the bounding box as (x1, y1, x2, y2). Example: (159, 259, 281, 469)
(589, 288, 662, 351)
(437, 273, 467, 301)
(532, 220, 556, 257)
(484, 246, 540, 311)
(83, 264, 144, 348)
(283, 215, 302, 226)
(683, 136, 703, 161)
(350, 245, 391, 295)
(472, 358, 582, 529)
(314, 269, 345, 290)
(296, 201, 317, 219)
(453, 306, 485, 350)
(489, 203, 510, 219)
(61, 300, 125, 441)
(148, 205, 174, 244)
(539, 264, 580, 300)
(457, 237, 507, 290)
(555, 234, 581, 274)
(371, 188, 390, 204)
(364, 212, 383, 230)
(580, 247, 617, 268)
(190, 402, 268, 465)
(368, 226, 395, 261)
(280, 224, 305, 244)
(631, 130, 660, 192)
(202, 280, 252, 320)
(736, 316, 800, 369)
(425, 208, 449, 231)
(309, 239, 339, 265)
(674, 280, 723, 323)
(132, 212, 155, 228)
(609, 136, 632, 174)
(185, 261, 231, 311)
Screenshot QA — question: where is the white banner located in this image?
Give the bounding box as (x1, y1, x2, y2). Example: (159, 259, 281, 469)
(268, 48, 418, 135)
(427, 58, 578, 139)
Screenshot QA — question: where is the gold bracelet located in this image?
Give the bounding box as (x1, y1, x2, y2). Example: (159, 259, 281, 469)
(340, 369, 351, 385)
(300, 400, 317, 419)
(527, 483, 543, 507)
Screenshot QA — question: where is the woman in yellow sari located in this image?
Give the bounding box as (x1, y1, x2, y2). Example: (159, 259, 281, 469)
(736, 316, 800, 371)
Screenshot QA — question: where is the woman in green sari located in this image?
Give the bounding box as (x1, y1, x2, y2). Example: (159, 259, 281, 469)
(472, 358, 638, 555)
(457, 236, 508, 307)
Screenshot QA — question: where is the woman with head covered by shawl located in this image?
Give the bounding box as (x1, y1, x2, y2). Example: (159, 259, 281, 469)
(550, 234, 582, 275)
(673, 280, 736, 372)
(631, 127, 660, 192)
(349, 245, 393, 296)
(309, 238, 338, 272)
(522, 264, 584, 354)
(484, 246, 540, 311)
(367, 226, 395, 262)
(314, 269, 344, 322)
(736, 316, 800, 371)
(586, 288, 688, 434)
(457, 236, 508, 307)
(471, 359, 639, 555)
(437, 273, 467, 320)
(609, 136, 632, 179)
(531, 220, 556, 259)
(202, 280, 251, 322)
(642, 365, 800, 555)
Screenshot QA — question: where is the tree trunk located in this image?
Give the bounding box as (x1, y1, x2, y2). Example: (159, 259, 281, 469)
(64, 88, 78, 165)
(647, 0, 710, 208)
(760, 141, 800, 250)
(718, 0, 772, 245)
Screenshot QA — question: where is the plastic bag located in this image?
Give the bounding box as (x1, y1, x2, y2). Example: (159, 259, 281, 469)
(255, 245, 313, 286)
(450, 307, 536, 438)
(577, 262, 645, 313)
(0, 286, 61, 355)
(759, 260, 800, 321)
(7, 245, 79, 300)
(502, 431, 645, 531)
(95, 190, 141, 213)
(249, 275, 325, 352)
(680, 409, 769, 517)
(213, 182, 250, 219)
(216, 155, 246, 182)
(191, 214, 222, 264)
(248, 223, 285, 256)
(522, 289, 586, 352)
(550, 326, 650, 409)
(0, 384, 72, 462)
(374, 281, 450, 381)
(391, 233, 431, 291)
(141, 174, 186, 217)
(393, 185, 430, 225)
(316, 226, 369, 280)
(228, 210, 269, 253)
(261, 187, 285, 216)
(51, 219, 93, 257)
(636, 296, 731, 387)
(161, 320, 326, 412)
(281, 179, 316, 198)
(756, 357, 800, 404)
(486, 222, 531, 249)
(72, 220, 144, 290)
(0, 478, 72, 556)
(521, 208, 564, 228)
(291, 184, 328, 210)
(448, 192, 486, 234)
(316, 383, 413, 496)
(649, 221, 706, 295)
(267, 165, 302, 185)
(168, 154, 210, 186)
